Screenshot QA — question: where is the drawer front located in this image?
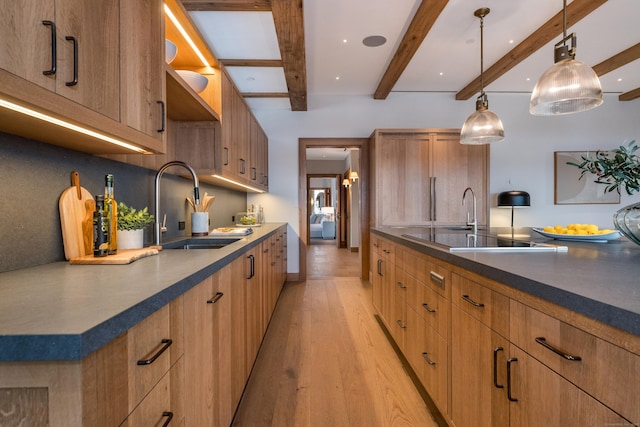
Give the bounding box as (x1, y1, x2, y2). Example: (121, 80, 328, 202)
(402, 248, 450, 298)
(511, 300, 640, 424)
(452, 273, 509, 338)
(415, 281, 449, 338)
(405, 306, 448, 414)
(378, 237, 396, 263)
(128, 304, 175, 410)
(122, 371, 171, 427)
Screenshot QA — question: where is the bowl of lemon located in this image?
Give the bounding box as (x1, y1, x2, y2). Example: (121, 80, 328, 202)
(533, 224, 621, 242)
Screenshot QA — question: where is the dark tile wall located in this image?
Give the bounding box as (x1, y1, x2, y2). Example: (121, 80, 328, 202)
(0, 132, 247, 272)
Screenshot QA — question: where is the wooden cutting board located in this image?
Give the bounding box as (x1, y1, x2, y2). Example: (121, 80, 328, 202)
(69, 248, 159, 265)
(59, 171, 94, 260)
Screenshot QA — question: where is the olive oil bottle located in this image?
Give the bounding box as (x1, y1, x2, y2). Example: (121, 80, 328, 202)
(105, 174, 118, 254)
(93, 195, 109, 257)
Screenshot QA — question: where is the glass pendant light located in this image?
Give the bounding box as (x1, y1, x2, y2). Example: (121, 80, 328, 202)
(461, 8, 505, 145)
(530, 0, 603, 115)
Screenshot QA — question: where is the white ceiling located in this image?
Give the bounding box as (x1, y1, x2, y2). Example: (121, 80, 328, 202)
(189, 0, 640, 112)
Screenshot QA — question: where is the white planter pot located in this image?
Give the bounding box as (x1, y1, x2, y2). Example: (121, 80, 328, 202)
(117, 229, 144, 250)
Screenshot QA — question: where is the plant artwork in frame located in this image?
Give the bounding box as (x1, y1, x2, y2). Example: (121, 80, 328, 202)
(554, 151, 620, 205)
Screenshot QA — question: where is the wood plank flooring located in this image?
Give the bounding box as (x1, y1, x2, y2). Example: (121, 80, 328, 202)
(232, 245, 440, 426)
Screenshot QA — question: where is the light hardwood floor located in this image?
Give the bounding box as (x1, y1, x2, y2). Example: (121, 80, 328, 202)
(232, 245, 440, 426)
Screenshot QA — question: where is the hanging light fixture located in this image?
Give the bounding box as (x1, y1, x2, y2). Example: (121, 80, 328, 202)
(460, 8, 505, 145)
(529, 0, 603, 116)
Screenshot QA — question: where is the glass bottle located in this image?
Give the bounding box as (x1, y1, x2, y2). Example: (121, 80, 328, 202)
(105, 174, 118, 254)
(93, 195, 109, 257)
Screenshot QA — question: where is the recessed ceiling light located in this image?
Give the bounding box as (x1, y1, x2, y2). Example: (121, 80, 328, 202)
(343, 39, 348, 43)
(439, 72, 444, 76)
(362, 35, 386, 47)
(336, 76, 340, 80)
(617, 78, 623, 82)
(509, 40, 514, 44)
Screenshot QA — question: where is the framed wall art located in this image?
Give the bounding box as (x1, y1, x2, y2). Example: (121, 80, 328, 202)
(554, 151, 620, 205)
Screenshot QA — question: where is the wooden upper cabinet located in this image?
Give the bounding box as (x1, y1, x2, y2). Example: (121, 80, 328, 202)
(371, 129, 488, 227)
(120, 0, 166, 143)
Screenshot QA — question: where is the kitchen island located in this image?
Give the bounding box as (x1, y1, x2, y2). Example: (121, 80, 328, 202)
(371, 226, 640, 427)
(0, 223, 287, 426)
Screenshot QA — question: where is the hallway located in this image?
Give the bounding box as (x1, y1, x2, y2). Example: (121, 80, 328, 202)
(232, 244, 439, 426)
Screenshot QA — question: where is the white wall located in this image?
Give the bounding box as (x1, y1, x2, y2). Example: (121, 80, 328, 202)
(249, 92, 640, 274)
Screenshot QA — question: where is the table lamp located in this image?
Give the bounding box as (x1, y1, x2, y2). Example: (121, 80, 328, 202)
(498, 191, 530, 228)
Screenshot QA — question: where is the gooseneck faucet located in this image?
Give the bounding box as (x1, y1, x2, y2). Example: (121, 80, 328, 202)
(154, 161, 200, 245)
(462, 187, 478, 235)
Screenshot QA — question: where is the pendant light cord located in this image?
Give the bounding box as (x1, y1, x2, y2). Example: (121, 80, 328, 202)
(479, 12, 485, 95)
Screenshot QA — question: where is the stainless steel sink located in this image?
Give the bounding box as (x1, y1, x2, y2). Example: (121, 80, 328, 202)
(162, 237, 241, 250)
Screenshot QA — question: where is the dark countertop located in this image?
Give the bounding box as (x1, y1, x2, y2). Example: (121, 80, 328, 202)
(373, 227, 640, 338)
(0, 223, 286, 362)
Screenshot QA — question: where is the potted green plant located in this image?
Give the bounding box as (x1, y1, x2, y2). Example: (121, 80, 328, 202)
(568, 140, 640, 245)
(117, 202, 154, 249)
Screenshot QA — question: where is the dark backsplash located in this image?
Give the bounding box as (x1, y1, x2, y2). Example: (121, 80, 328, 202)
(0, 132, 247, 272)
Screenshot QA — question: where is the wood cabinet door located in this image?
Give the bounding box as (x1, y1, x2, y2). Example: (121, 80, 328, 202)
(245, 245, 264, 374)
(430, 133, 488, 226)
(451, 305, 509, 427)
(120, 0, 165, 141)
(508, 345, 632, 427)
(55, 0, 120, 120)
(225, 255, 248, 409)
(0, 0, 55, 91)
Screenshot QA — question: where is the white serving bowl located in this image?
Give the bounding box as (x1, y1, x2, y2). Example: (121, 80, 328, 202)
(176, 70, 208, 94)
(165, 39, 177, 64)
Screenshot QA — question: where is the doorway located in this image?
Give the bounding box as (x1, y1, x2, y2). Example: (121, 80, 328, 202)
(298, 138, 370, 282)
(308, 175, 341, 247)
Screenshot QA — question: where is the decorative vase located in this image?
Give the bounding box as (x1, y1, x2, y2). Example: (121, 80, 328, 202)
(613, 201, 640, 246)
(117, 229, 144, 250)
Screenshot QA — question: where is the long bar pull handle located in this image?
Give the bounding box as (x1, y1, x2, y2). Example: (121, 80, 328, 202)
(493, 347, 504, 388)
(429, 176, 437, 221)
(429, 271, 445, 289)
(421, 352, 436, 366)
(137, 339, 172, 365)
(157, 100, 165, 133)
(252, 167, 257, 180)
(507, 358, 518, 401)
(224, 147, 229, 165)
(462, 294, 485, 308)
(65, 36, 78, 86)
(206, 292, 224, 304)
(422, 303, 436, 313)
(247, 254, 255, 279)
(42, 20, 57, 75)
(535, 337, 582, 361)
(161, 411, 174, 426)
(240, 158, 246, 174)
(377, 259, 383, 276)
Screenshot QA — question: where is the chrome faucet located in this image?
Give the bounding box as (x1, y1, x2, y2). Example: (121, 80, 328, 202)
(462, 187, 477, 235)
(154, 161, 200, 245)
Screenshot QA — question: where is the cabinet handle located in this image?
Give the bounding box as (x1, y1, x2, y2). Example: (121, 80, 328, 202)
(429, 176, 437, 221)
(240, 158, 246, 174)
(206, 292, 224, 304)
(493, 347, 504, 389)
(421, 303, 436, 313)
(252, 167, 257, 180)
(535, 337, 582, 361)
(137, 338, 172, 365)
(157, 100, 165, 133)
(162, 411, 174, 426)
(429, 271, 445, 289)
(247, 254, 255, 279)
(396, 281, 407, 289)
(507, 358, 518, 401)
(42, 20, 57, 75)
(396, 319, 406, 329)
(224, 147, 229, 165)
(377, 259, 383, 276)
(461, 294, 485, 308)
(65, 36, 78, 86)
(421, 352, 436, 366)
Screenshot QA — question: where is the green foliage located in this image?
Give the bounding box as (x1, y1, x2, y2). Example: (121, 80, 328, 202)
(117, 202, 154, 230)
(567, 140, 640, 196)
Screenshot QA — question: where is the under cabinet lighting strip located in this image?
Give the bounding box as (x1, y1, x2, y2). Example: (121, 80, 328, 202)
(213, 174, 265, 193)
(0, 98, 150, 154)
(164, 5, 211, 68)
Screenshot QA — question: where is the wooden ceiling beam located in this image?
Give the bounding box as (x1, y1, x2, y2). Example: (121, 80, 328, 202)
(373, 0, 449, 100)
(456, 0, 607, 101)
(271, 0, 307, 111)
(220, 59, 283, 67)
(593, 42, 640, 76)
(619, 87, 640, 101)
(182, 0, 272, 12)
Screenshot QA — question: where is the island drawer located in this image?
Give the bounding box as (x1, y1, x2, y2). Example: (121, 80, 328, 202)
(510, 300, 640, 425)
(452, 273, 509, 339)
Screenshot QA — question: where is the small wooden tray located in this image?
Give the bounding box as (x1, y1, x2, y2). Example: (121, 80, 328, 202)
(69, 248, 159, 265)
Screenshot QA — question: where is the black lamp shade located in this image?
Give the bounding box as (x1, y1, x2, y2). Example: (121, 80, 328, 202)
(498, 191, 530, 207)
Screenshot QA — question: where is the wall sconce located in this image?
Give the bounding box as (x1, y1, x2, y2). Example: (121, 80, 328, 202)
(342, 178, 351, 188)
(498, 190, 530, 228)
(349, 171, 359, 182)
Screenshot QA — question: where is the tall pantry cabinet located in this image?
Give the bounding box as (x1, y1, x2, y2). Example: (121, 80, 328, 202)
(369, 129, 488, 227)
